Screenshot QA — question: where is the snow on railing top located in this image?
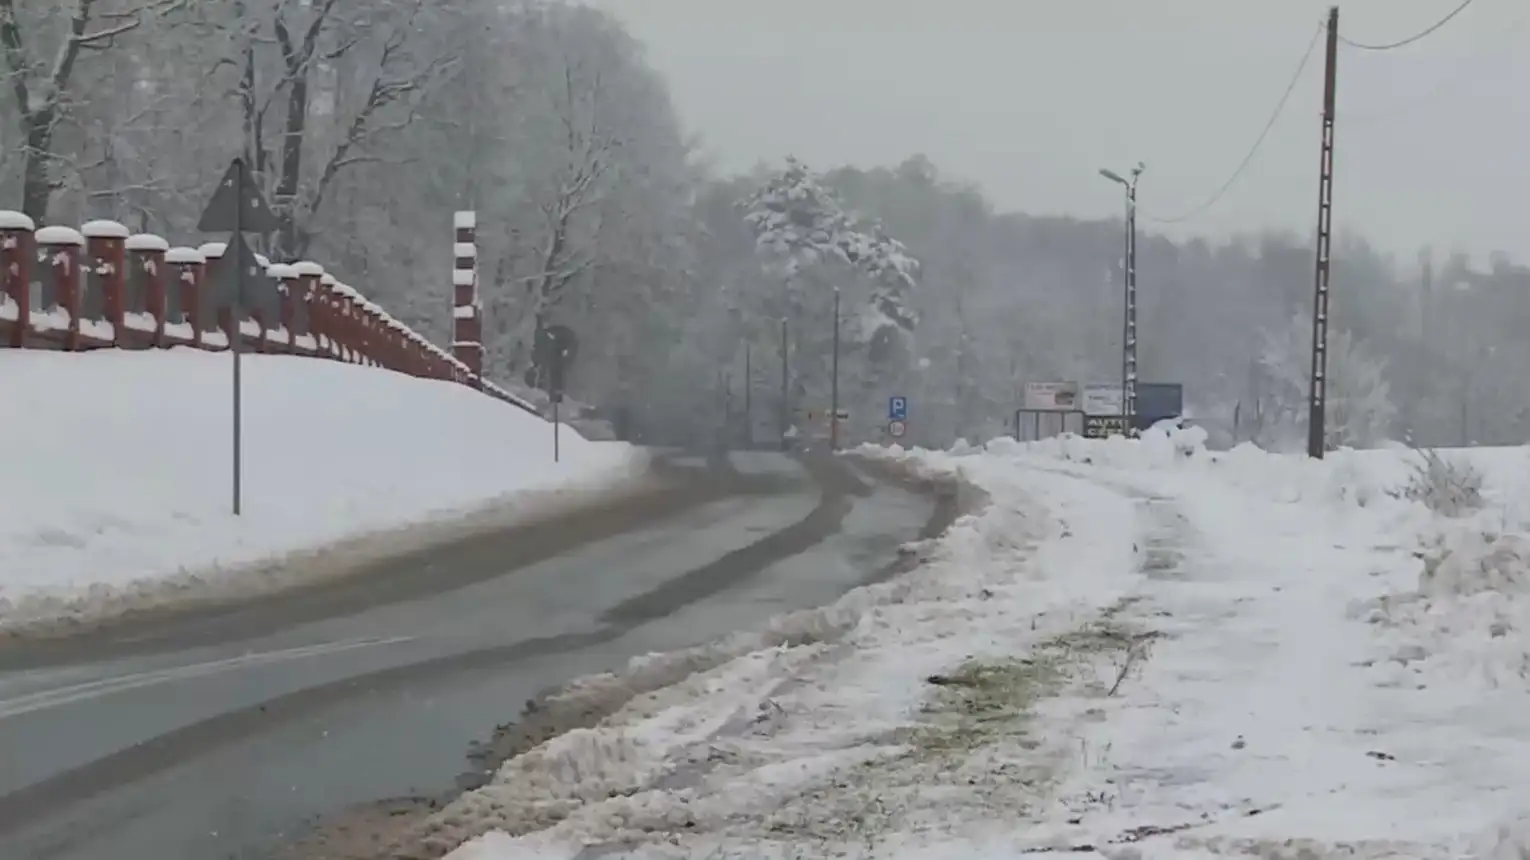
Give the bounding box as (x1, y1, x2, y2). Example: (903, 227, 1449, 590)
(34, 225, 84, 246)
(81, 219, 130, 239)
(0, 210, 540, 416)
(125, 234, 169, 252)
(164, 247, 204, 264)
(0, 211, 35, 231)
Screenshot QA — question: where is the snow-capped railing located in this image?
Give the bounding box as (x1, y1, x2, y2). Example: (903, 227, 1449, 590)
(0, 212, 536, 415)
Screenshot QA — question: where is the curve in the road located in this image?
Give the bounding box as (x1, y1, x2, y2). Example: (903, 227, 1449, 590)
(0, 458, 794, 672)
(0, 452, 877, 851)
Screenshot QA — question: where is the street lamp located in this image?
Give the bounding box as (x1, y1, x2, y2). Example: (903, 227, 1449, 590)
(1099, 163, 1145, 424)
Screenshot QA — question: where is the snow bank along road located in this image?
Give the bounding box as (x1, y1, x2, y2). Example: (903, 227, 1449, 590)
(0, 448, 951, 859)
(395, 430, 1530, 860)
(0, 348, 641, 639)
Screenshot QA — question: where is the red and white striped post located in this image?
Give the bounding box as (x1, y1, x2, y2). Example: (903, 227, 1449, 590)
(452, 210, 483, 388)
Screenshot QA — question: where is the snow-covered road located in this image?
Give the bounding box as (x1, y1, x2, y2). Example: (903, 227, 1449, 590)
(437, 429, 1530, 860)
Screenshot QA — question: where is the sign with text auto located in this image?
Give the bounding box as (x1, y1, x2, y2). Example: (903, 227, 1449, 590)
(1084, 415, 1130, 439)
(1022, 381, 1079, 412)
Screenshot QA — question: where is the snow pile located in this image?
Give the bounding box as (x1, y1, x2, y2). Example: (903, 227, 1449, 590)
(1348, 445, 1530, 692)
(434, 448, 1141, 859)
(0, 348, 642, 634)
(438, 430, 1530, 859)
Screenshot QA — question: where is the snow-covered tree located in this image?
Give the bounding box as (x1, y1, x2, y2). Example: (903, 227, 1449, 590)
(739, 156, 919, 441)
(1253, 311, 1396, 451)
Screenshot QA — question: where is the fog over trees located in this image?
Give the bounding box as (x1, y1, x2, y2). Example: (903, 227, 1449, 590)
(0, 0, 1516, 450)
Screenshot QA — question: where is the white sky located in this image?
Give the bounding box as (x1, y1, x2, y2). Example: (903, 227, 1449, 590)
(590, 0, 1530, 262)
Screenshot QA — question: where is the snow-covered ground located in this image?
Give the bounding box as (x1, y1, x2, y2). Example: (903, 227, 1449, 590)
(431, 428, 1530, 860)
(0, 349, 642, 634)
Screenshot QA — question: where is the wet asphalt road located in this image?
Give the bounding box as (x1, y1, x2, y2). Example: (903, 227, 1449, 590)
(0, 452, 933, 860)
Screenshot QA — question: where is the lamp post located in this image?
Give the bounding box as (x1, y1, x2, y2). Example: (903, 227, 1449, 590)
(1099, 163, 1145, 424)
(830, 287, 842, 450)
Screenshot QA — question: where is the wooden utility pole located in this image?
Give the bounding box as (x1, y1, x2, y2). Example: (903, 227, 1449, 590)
(1306, 6, 1339, 459)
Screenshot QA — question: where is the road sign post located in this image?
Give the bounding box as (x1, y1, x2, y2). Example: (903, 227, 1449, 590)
(198, 157, 278, 516)
(533, 324, 578, 463)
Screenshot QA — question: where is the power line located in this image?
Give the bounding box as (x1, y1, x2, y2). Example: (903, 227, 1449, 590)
(1143, 22, 1323, 225)
(1345, 11, 1529, 125)
(1339, 0, 1474, 51)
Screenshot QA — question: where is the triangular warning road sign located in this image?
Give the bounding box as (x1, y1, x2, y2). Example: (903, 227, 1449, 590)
(208, 233, 275, 310)
(197, 158, 279, 234)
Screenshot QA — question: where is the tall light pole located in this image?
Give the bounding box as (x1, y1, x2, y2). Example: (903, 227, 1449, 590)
(830, 287, 841, 450)
(1099, 163, 1145, 425)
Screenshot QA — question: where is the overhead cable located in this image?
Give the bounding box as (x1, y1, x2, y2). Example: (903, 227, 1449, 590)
(1339, 0, 1475, 51)
(1143, 22, 1323, 225)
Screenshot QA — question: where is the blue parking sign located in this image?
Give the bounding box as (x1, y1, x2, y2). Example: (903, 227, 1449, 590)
(889, 396, 908, 421)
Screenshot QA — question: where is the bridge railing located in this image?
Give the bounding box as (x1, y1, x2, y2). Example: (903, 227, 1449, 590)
(0, 211, 536, 414)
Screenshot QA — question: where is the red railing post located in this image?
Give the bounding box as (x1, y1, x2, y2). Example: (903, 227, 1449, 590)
(340, 286, 362, 363)
(364, 303, 382, 367)
(329, 282, 353, 361)
(452, 210, 483, 388)
(267, 263, 298, 354)
(164, 247, 205, 348)
(294, 263, 327, 357)
(362, 302, 382, 367)
(125, 234, 169, 347)
(252, 252, 272, 353)
(35, 226, 85, 350)
(82, 220, 128, 348)
(0, 211, 34, 348)
(198, 241, 230, 349)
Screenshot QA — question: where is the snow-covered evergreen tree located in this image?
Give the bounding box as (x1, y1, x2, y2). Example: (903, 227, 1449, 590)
(739, 157, 920, 442)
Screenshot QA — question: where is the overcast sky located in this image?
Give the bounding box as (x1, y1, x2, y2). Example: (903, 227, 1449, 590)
(590, 0, 1528, 262)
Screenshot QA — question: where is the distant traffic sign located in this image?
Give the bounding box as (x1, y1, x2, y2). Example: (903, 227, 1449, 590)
(888, 419, 906, 438)
(889, 396, 907, 421)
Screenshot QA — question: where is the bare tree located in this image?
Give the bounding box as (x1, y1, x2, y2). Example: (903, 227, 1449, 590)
(0, 0, 153, 217)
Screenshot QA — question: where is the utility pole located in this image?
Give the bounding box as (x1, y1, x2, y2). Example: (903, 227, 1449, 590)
(1099, 163, 1145, 423)
(830, 287, 841, 450)
(743, 344, 752, 448)
(1307, 5, 1339, 459)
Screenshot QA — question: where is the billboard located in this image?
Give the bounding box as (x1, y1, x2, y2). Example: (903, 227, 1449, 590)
(1136, 383, 1185, 421)
(1082, 384, 1123, 417)
(1023, 382, 1080, 412)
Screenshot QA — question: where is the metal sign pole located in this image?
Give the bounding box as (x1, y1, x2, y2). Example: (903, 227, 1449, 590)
(199, 156, 277, 517)
(231, 159, 244, 517)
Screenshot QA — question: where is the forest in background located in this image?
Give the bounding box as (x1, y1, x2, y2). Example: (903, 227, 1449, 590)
(0, 0, 1519, 450)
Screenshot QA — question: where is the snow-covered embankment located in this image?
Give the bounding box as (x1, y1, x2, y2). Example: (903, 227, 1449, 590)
(0, 348, 643, 635)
